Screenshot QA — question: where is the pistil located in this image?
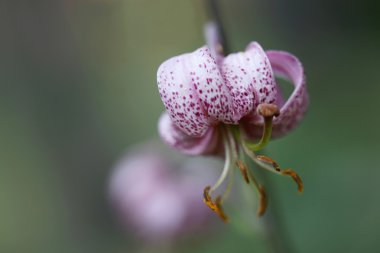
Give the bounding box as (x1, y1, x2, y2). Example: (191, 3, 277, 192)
(244, 103, 279, 152)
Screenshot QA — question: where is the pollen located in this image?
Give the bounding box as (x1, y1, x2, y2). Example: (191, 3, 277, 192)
(282, 169, 304, 193)
(203, 186, 229, 223)
(258, 186, 267, 216)
(236, 160, 250, 184)
(256, 155, 304, 193)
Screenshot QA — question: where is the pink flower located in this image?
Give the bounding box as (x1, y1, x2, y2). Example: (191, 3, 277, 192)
(108, 143, 218, 241)
(156, 23, 309, 222)
(157, 41, 277, 141)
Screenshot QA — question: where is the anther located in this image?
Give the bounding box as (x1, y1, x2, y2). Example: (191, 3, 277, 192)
(215, 196, 229, 222)
(203, 186, 214, 207)
(203, 186, 229, 223)
(282, 169, 304, 193)
(236, 160, 250, 184)
(256, 155, 303, 193)
(258, 186, 267, 216)
(256, 155, 281, 172)
(244, 164, 268, 216)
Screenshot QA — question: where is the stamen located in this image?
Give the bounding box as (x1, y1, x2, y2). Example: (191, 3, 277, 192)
(203, 186, 213, 207)
(215, 196, 229, 222)
(248, 152, 303, 193)
(221, 162, 234, 202)
(282, 169, 303, 193)
(256, 155, 303, 192)
(257, 186, 267, 216)
(236, 156, 268, 216)
(203, 127, 238, 223)
(244, 163, 268, 216)
(256, 155, 281, 172)
(244, 103, 279, 151)
(236, 160, 250, 184)
(203, 186, 229, 223)
(226, 125, 239, 160)
(209, 132, 232, 193)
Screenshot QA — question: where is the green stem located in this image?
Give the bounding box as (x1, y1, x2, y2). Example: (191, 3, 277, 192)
(204, 0, 230, 54)
(260, 172, 296, 253)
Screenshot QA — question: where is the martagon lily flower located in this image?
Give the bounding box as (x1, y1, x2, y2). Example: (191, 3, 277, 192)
(157, 23, 308, 222)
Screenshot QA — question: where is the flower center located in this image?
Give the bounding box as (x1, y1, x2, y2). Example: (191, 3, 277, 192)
(203, 103, 303, 222)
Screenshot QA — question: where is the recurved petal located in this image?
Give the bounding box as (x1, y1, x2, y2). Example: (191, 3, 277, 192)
(243, 50, 308, 139)
(157, 46, 234, 136)
(268, 51, 308, 137)
(158, 113, 220, 156)
(222, 42, 277, 122)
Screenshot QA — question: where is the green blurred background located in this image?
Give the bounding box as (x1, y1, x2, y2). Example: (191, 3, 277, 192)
(1, 0, 380, 252)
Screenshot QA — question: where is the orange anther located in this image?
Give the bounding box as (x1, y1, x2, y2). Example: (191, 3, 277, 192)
(236, 160, 250, 184)
(282, 169, 304, 193)
(258, 186, 268, 216)
(203, 186, 229, 223)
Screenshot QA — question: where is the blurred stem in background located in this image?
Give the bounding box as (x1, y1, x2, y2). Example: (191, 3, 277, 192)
(204, 0, 230, 54)
(260, 172, 294, 253)
(203, 0, 295, 252)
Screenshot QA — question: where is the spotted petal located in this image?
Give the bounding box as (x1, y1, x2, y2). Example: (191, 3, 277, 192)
(243, 51, 308, 139)
(158, 113, 220, 155)
(222, 42, 277, 122)
(157, 47, 234, 137)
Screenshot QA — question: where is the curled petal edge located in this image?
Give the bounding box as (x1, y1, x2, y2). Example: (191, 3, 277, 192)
(243, 50, 309, 139)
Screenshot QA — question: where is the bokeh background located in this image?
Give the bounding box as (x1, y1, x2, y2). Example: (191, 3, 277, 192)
(1, 0, 380, 252)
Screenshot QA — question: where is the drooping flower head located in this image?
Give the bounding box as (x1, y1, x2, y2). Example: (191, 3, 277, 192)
(108, 143, 218, 240)
(157, 23, 309, 222)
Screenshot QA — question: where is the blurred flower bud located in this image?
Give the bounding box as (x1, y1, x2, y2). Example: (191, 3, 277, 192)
(108, 143, 219, 242)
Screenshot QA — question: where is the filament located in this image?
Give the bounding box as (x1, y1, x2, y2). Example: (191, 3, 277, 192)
(221, 161, 235, 203)
(210, 130, 232, 193)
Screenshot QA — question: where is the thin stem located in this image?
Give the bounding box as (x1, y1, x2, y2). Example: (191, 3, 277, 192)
(260, 172, 296, 253)
(204, 0, 230, 54)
